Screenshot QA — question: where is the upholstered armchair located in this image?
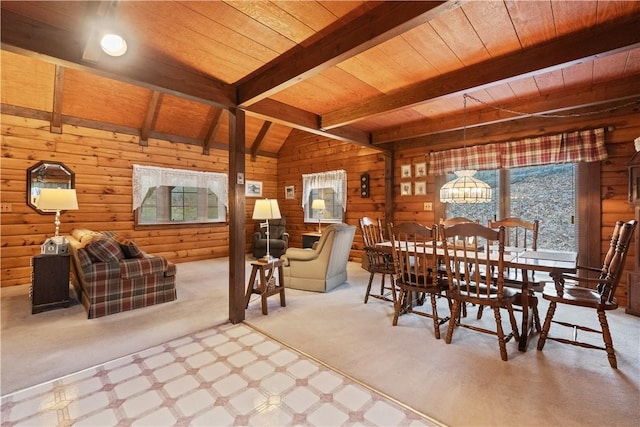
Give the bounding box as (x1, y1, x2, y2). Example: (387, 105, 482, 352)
(281, 223, 356, 292)
(252, 217, 289, 259)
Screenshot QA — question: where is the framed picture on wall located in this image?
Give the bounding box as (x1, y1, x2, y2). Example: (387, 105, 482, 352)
(285, 185, 295, 199)
(415, 181, 426, 195)
(246, 180, 262, 197)
(401, 182, 412, 196)
(401, 164, 412, 178)
(415, 162, 427, 177)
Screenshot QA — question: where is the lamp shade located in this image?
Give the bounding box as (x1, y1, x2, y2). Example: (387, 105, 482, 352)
(440, 170, 492, 204)
(252, 199, 281, 220)
(311, 199, 326, 210)
(37, 188, 79, 211)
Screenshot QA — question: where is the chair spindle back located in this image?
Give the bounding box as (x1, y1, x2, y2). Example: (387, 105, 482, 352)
(488, 217, 538, 251)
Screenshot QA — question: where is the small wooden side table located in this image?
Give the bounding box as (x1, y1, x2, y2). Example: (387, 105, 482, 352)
(302, 232, 322, 249)
(245, 259, 286, 315)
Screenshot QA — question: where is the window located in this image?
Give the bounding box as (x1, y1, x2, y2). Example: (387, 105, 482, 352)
(133, 165, 227, 226)
(302, 170, 347, 224)
(446, 164, 576, 251)
(433, 128, 606, 256)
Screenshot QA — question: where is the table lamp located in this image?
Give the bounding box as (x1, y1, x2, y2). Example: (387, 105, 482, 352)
(312, 199, 325, 233)
(252, 198, 281, 262)
(37, 188, 79, 239)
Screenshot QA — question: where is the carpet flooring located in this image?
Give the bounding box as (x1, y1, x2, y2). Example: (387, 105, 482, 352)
(2, 257, 639, 426)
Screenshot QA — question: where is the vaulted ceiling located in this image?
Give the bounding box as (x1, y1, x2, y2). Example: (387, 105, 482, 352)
(2, 1, 640, 157)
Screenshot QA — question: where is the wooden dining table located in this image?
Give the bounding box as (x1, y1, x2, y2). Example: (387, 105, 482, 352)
(503, 248, 577, 351)
(376, 241, 577, 352)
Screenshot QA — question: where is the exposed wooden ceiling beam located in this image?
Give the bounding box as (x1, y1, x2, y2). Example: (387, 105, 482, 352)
(203, 108, 223, 155)
(391, 99, 640, 153)
(140, 91, 163, 146)
(321, 15, 640, 130)
(236, 0, 460, 107)
(374, 75, 640, 144)
(50, 65, 65, 134)
(250, 121, 272, 161)
(0, 9, 235, 108)
(1, 8, 379, 149)
(246, 98, 375, 149)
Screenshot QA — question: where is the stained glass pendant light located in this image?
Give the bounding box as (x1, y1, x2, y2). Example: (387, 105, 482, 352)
(439, 95, 492, 204)
(440, 170, 492, 203)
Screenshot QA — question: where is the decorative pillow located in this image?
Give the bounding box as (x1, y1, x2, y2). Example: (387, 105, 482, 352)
(71, 229, 104, 244)
(85, 238, 125, 263)
(76, 248, 93, 268)
(119, 240, 145, 259)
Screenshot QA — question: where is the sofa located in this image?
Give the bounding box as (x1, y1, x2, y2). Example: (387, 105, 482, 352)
(253, 217, 289, 259)
(281, 223, 356, 292)
(67, 229, 177, 318)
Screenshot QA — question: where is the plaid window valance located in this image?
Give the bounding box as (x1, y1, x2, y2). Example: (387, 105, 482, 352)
(427, 128, 607, 175)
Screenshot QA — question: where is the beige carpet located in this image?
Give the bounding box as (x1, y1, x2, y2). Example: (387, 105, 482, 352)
(2, 258, 639, 426)
(0, 258, 232, 395)
(243, 263, 640, 427)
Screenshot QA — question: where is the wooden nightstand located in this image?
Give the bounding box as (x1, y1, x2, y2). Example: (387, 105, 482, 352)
(30, 254, 71, 314)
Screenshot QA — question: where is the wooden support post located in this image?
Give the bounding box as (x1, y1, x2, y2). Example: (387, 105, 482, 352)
(228, 107, 246, 324)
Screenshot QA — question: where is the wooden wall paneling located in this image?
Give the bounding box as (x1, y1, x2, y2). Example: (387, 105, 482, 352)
(277, 131, 383, 260)
(0, 51, 55, 112)
(388, 117, 640, 307)
(2, 102, 639, 309)
(154, 93, 212, 140)
(62, 69, 149, 128)
(0, 113, 274, 288)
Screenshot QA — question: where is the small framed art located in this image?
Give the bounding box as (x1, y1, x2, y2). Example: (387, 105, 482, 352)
(401, 182, 412, 196)
(401, 164, 412, 179)
(285, 185, 295, 199)
(415, 162, 427, 177)
(415, 181, 426, 195)
(246, 180, 262, 197)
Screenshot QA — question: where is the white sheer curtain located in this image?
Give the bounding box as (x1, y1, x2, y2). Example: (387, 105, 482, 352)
(302, 169, 347, 211)
(132, 165, 228, 211)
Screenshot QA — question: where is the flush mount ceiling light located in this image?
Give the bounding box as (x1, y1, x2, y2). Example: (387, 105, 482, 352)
(440, 95, 493, 204)
(100, 33, 127, 56)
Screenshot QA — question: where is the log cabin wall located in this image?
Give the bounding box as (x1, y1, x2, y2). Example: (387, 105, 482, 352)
(276, 129, 385, 262)
(277, 113, 640, 308)
(1, 114, 276, 288)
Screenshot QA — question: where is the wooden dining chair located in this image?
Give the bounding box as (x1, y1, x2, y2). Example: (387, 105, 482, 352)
(359, 217, 396, 304)
(483, 217, 541, 326)
(537, 219, 637, 368)
(440, 217, 479, 317)
(488, 217, 539, 251)
(388, 222, 449, 338)
(440, 217, 479, 246)
(441, 222, 520, 361)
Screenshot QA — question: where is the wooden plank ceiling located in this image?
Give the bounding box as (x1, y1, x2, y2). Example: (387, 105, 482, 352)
(2, 0, 640, 156)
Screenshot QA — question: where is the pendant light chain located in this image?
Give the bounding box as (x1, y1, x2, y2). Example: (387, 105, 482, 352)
(439, 94, 493, 204)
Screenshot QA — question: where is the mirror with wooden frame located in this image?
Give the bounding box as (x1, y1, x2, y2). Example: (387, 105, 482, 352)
(27, 161, 75, 214)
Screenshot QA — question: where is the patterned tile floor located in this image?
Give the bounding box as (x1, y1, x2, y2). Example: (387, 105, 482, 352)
(1, 323, 440, 426)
